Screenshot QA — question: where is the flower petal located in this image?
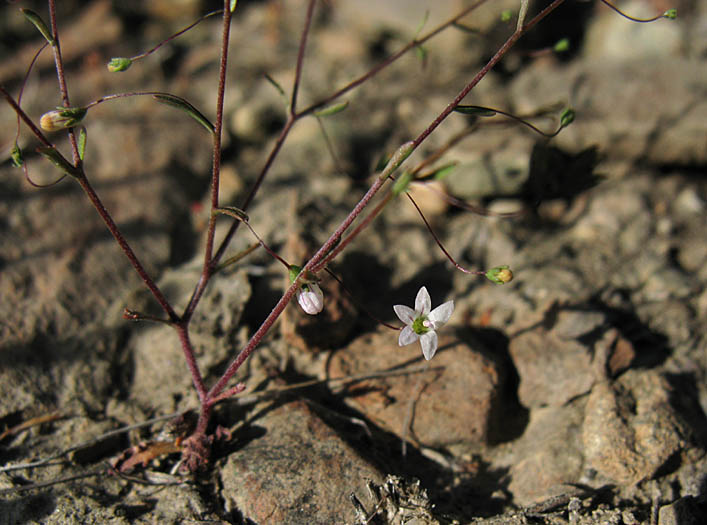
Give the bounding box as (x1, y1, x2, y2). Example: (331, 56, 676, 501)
(398, 325, 418, 346)
(415, 286, 431, 316)
(428, 300, 454, 327)
(420, 331, 438, 360)
(393, 304, 416, 325)
(297, 283, 324, 315)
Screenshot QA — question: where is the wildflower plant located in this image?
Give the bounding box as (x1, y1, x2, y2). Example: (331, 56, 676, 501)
(1, 0, 676, 476)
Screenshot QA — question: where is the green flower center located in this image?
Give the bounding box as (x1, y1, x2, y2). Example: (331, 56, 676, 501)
(412, 316, 429, 335)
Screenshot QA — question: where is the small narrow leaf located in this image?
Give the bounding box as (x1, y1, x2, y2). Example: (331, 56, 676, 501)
(553, 38, 570, 53)
(288, 264, 318, 284)
(415, 45, 428, 62)
(392, 170, 414, 196)
(37, 147, 79, 177)
(454, 105, 497, 117)
(378, 141, 415, 182)
(500, 9, 513, 23)
(288, 264, 303, 283)
(230, 0, 238, 13)
(20, 8, 55, 45)
(313, 101, 349, 117)
(431, 163, 457, 181)
(375, 153, 390, 172)
(107, 57, 132, 73)
(663, 8, 677, 19)
(153, 94, 214, 133)
(413, 10, 429, 39)
(264, 73, 289, 108)
(11, 143, 24, 168)
(77, 127, 87, 161)
(214, 206, 249, 222)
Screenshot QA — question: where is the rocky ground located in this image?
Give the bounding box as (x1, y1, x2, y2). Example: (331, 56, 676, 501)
(1, 1, 706, 523)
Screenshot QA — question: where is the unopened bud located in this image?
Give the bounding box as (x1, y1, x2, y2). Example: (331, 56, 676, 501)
(560, 108, 575, 128)
(107, 57, 132, 73)
(554, 38, 570, 53)
(40, 107, 87, 132)
(485, 265, 513, 285)
(296, 283, 324, 315)
(11, 144, 24, 168)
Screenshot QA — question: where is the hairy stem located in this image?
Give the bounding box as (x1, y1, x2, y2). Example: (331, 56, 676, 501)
(47, 0, 80, 166)
(74, 175, 179, 321)
(176, 324, 207, 402)
(207, 0, 568, 401)
(191, 1, 234, 323)
(204, 0, 493, 281)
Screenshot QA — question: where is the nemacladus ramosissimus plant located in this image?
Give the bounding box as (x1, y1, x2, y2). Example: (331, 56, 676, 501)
(2, 0, 675, 472)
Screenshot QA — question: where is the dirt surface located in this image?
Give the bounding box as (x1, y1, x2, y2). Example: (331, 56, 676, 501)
(1, 1, 706, 524)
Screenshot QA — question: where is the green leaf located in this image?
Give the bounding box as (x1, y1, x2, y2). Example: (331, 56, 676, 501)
(77, 127, 87, 161)
(264, 73, 289, 108)
(553, 38, 570, 53)
(392, 170, 414, 196)
(454, 105, 497, 117)
(214, 206, 249, 222)
(11, 143, 24, 168)
(415, 45, 428, 62)
(500, 9, 513, 23)
(288, 264, 318, 284)
(413, 10, 429, 39)
(107, 57, 132, 73)
(560, 108, 575, 128)
(663, 8, 677, 19)
(431, 163, 456, 181)
(230, 0, 238, 12)
(378, 141, 415, 182)
(288, 264, 302, 283)
(375, 153, 390, 172)
(153, 94, 214, 133)
(313, 100, 349, 117)
(37, 147, 79, 177)
(20, 8, 55, 45)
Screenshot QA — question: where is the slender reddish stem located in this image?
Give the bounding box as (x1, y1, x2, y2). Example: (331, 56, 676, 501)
(204, 0, 493, 281)
(405, 193, 482, 275)
(74, 176, 179, 321)
(296, 0, 491, 118)
(411, 0, 566, 151)
(290, 0, 316, 115)
(207, 0, 568, 401)
(184, 1, 314, 322)
(1, 88, 53, 148)
(176, 324, 207, 401)
(208, 173, 389, 399)
(47, 0, 80, 166)
(36, 5, 180, 322)
(312, 193, 392, 272)
(7, 0, 569, 448)
(190, 2, 233, 322)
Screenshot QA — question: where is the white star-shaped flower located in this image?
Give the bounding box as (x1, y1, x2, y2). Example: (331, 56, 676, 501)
(393, 286, 454, 360)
